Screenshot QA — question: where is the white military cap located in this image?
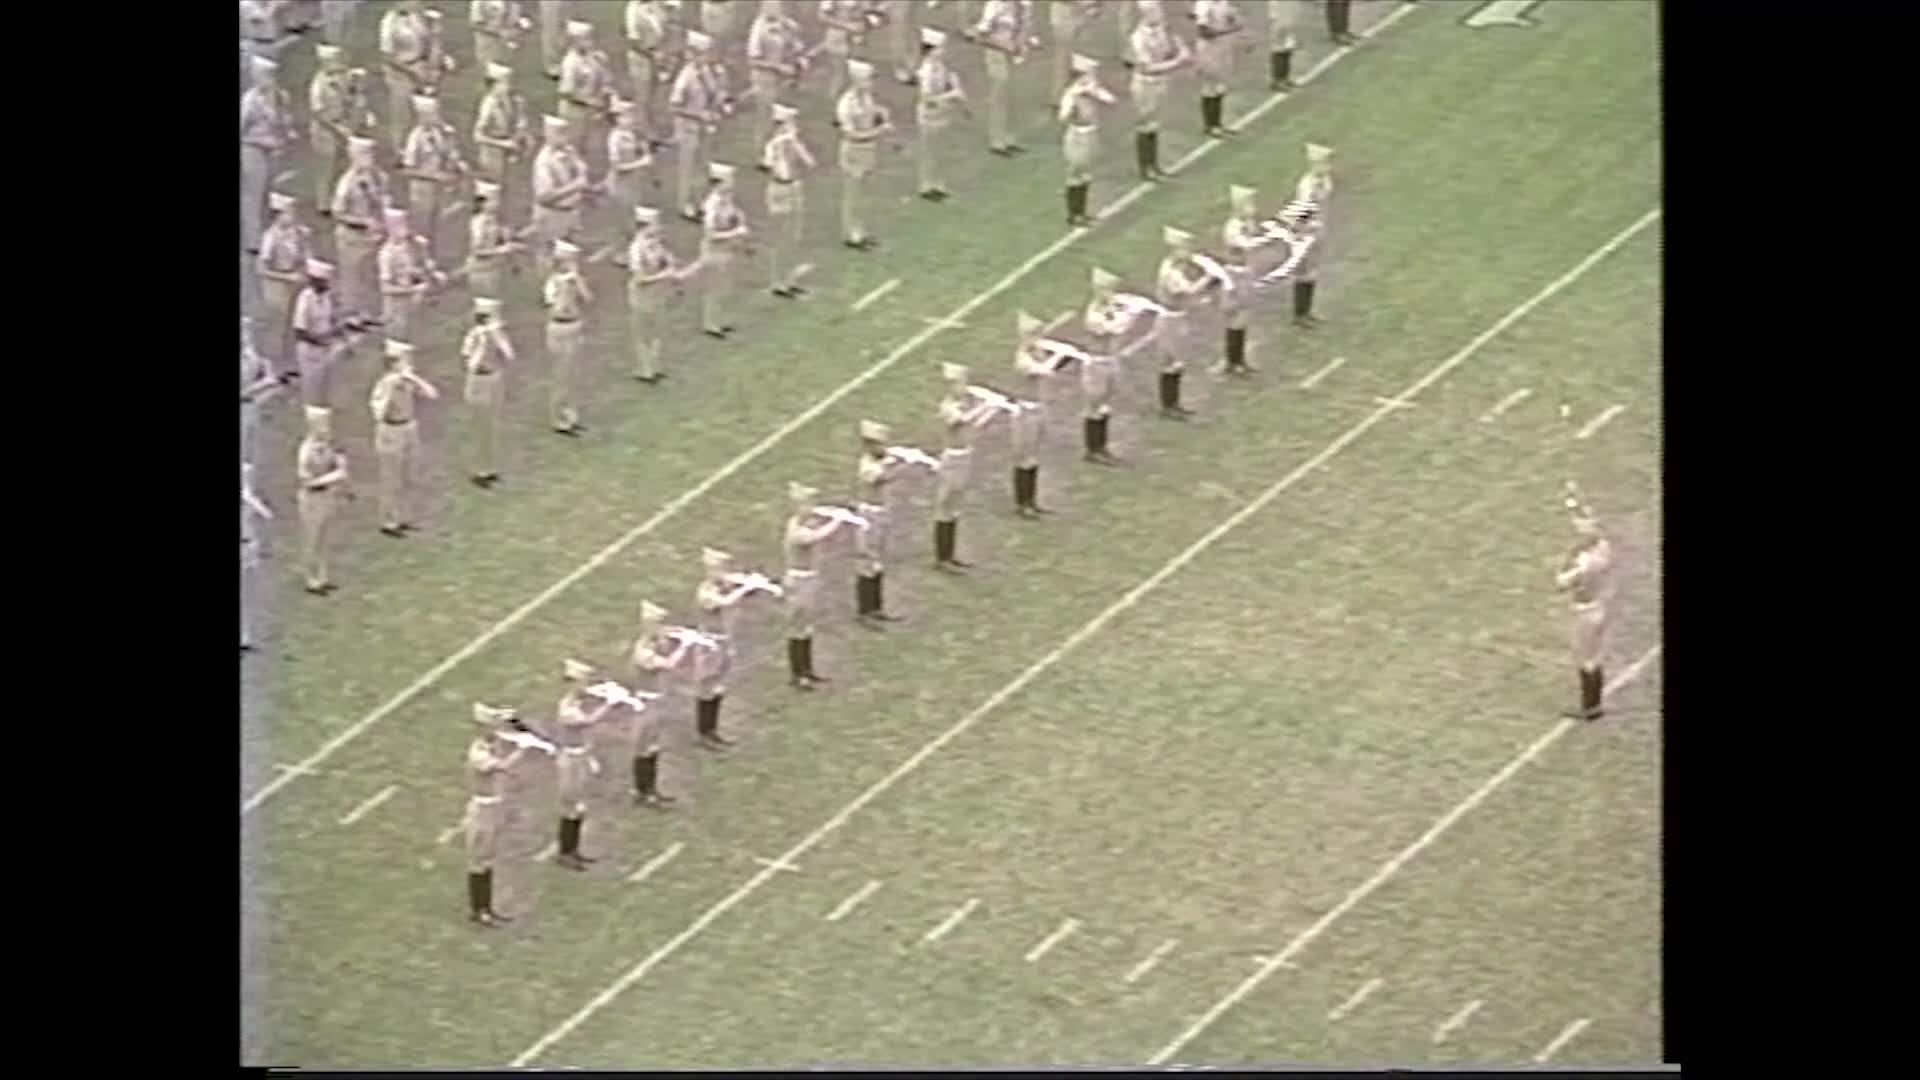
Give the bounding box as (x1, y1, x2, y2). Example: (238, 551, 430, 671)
(662, 0, 683, 8)
(1016, 310, 1043, 337)
(942, 361, 969, 382)
(250, 56, 278, 79)
(385, 339, 415, 358)
(708, 161, 736, 183)
(633, 205, 661, 225)
(383, 207, 411, 231)
(553, 238, 581, 258)
(474, 179, 501, 200)
(304, 405, 332, 426)
(268, 192, 296, 213)
(562, 658, 595, 681)
(348, 135, 377, 155)
(471, 702, 509, 726)
(542, 113, 568, 134)
(485, 61, 513, 82)
(424, 8, 443, 20)
(473, 296, 502, 315)
(702, 546, 732, 570)
(860, 419, 891, 442)
(848, 58, 875, 82)
(1306, 142, 1334, 164)
(686, 29, 713, 51)
(412, 93, 439, 114)
(1229, 183, 1257, 210)
(1090, 267, 1120, 290)
(920, 27, 945, 47)
(640, 600, 668, 623)
(1163, 225, 1192, 246)
(788, 481, 819, 503)
(316, 44, 344, 64)
(566, 18, 593, 38)
(305, 257, 334, 278)
(1070, 53, 1097, 75)
(771, 102, 798, 123)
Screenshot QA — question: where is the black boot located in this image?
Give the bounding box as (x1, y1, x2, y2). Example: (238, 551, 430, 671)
(1224, 327, 1247, 372)
(1145, 131, 1163, 178)
(467, 870, 487, 920)
(556, 816, 590, 869)
(1293, 280, 1321, 326)
(855, 573, 875, 617)
(1012, 466, 1030, 511)
(1271, 49, 1294, 89)
(632, 753, 655, 800)
(480, 868, 508, 921)
(1064, 185, 1077, 224)
(1161, 371, 1192, 417)
(1024, 467, 1049, 512)
(1083, 417, 1101, 459)
(1072, 183, 1093, 226)
(1135, 131, 1153, 179)
(934, 519, 953, 563)
(698, 695, 732, 747)
(801, 637, 826, 683)
(1584, 667, 1606, 719)
(870, 572, 898, 619)
(788, 638, 809, 688)
(1200, 95, 1217, 134)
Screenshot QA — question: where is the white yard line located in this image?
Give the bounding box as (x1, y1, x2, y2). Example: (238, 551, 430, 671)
(242, 3, 1428, 825)
(1300, 356, 1348, 389)
(1480, 387, 1534, 422)
(1533, 1017, 1592, 1063)
(1327, 977, 1383, 1022)
(1575, 404, 1626, 440)
(626, 842, 684, 884)
(825, 880, 883, 922)
(1044, 309, 1076, 333)
(437, 823, 463, 846)
(1023, 918, 1082, 964)
(1433, 999, 1484, 1044)
(337, 784, 397, 826)
(921, 898, 981, 944)
(754, 855, 801, 873)
(1373, 395, 1417, 410)
(1147, 642, 1660, 1065)
(1124, 939, 1181, 985)
(509, 206, 1661, 1067)
(851, 277, 901, 312)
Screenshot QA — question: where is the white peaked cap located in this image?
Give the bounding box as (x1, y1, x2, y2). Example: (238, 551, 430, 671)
(640, 600, 668, 623)
(921, 27, 945, 47)
(788, 481, 819, 502)
(383, 207, 411, 231)
(316, 44, 344, 63)
(305, 405, 333, 425)
(942, 361, 969, 381)
(771, 103, 798, 123)
(1306, 142, 1334, 164)
(686, 29, 712, 50)
(473, 296, 502, 314)
(860, 420, 891, 441)
(633, 205, 661, 224)
(553, 238, 581, 258)
(385, 339, 415, 357)
(563, 658, 594, 681)
(708, 161, 736, 183)
(471, 702, 508, 726)
(567, 18, 593, 37)
(542, 113, 568, 134)
(486, 61, 513, 81)
(1091, 267, 1119, 289)
(412, 93, 439, 113)
(305, 257, 334, 277)
(250, 56, 278, 78)
(1071, 53, 1097, 75)
(348, 135, 376, 154)
(848, 58, 874, 81)
(268, 192, 296, 212)
(474, 180, 500, 199)
(702, 546, 732, 570)
(1163, 225, 1192, 246)
(1016, 310, 1043, 336)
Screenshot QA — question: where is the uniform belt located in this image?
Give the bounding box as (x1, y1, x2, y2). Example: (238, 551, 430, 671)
(855, 502, 886, 515)
(1069, 124, 1097, 133)
(380, 417, 414, 425)
(786, 568, 820, 578)
(341, 222, 369, 231)
(768, 176, 797, 185)
(303, 482, 336, 492)
(550, 316, 581, 324)
(560, 746, 589, 754)
(469, 794, 503, 804)
(471, 366, 497, 376)
(942, 447, 973, 456)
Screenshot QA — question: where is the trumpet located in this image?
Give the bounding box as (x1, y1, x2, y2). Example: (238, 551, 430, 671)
(722, 571, 786, 598)
(809, 504, 872, 531)
(884, 445, 942, 470)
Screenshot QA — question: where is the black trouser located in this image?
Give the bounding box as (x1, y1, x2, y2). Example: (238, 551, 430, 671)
(1326, 0, 1353, 38)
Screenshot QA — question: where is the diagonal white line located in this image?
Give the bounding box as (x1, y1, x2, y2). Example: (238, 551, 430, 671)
(851, 277, 901, 312)
(1433, 999, 1484, 1043)
(1327, 977, 1382, 1021)
(1124, 939, 1181, 984)
(242, 3, 1429, 823)
(825, 880, 883, 922)
(1534, 1017, 1592, 1063)
(1575, 404, 1626, 440)
(1481, 388, 1534, 422)
(626, 842, 684, 883)
(1024, 918, 1081, 963)
(509, 206, 1662, 1067)
(1301, 356, 1348, 389)
(1147, 643, 1660, 1065)
(337, 784, 397, 826)
(921, 898, 980, 944)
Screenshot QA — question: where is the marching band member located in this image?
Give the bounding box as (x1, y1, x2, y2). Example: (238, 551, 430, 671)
(1059, 54, 1118, 228)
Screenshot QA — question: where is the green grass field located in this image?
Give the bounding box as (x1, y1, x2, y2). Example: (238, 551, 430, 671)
(240, 0, 1662, 1067)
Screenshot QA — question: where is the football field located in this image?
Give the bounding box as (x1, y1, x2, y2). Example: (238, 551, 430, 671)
(240, 0, 1663, 1067)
